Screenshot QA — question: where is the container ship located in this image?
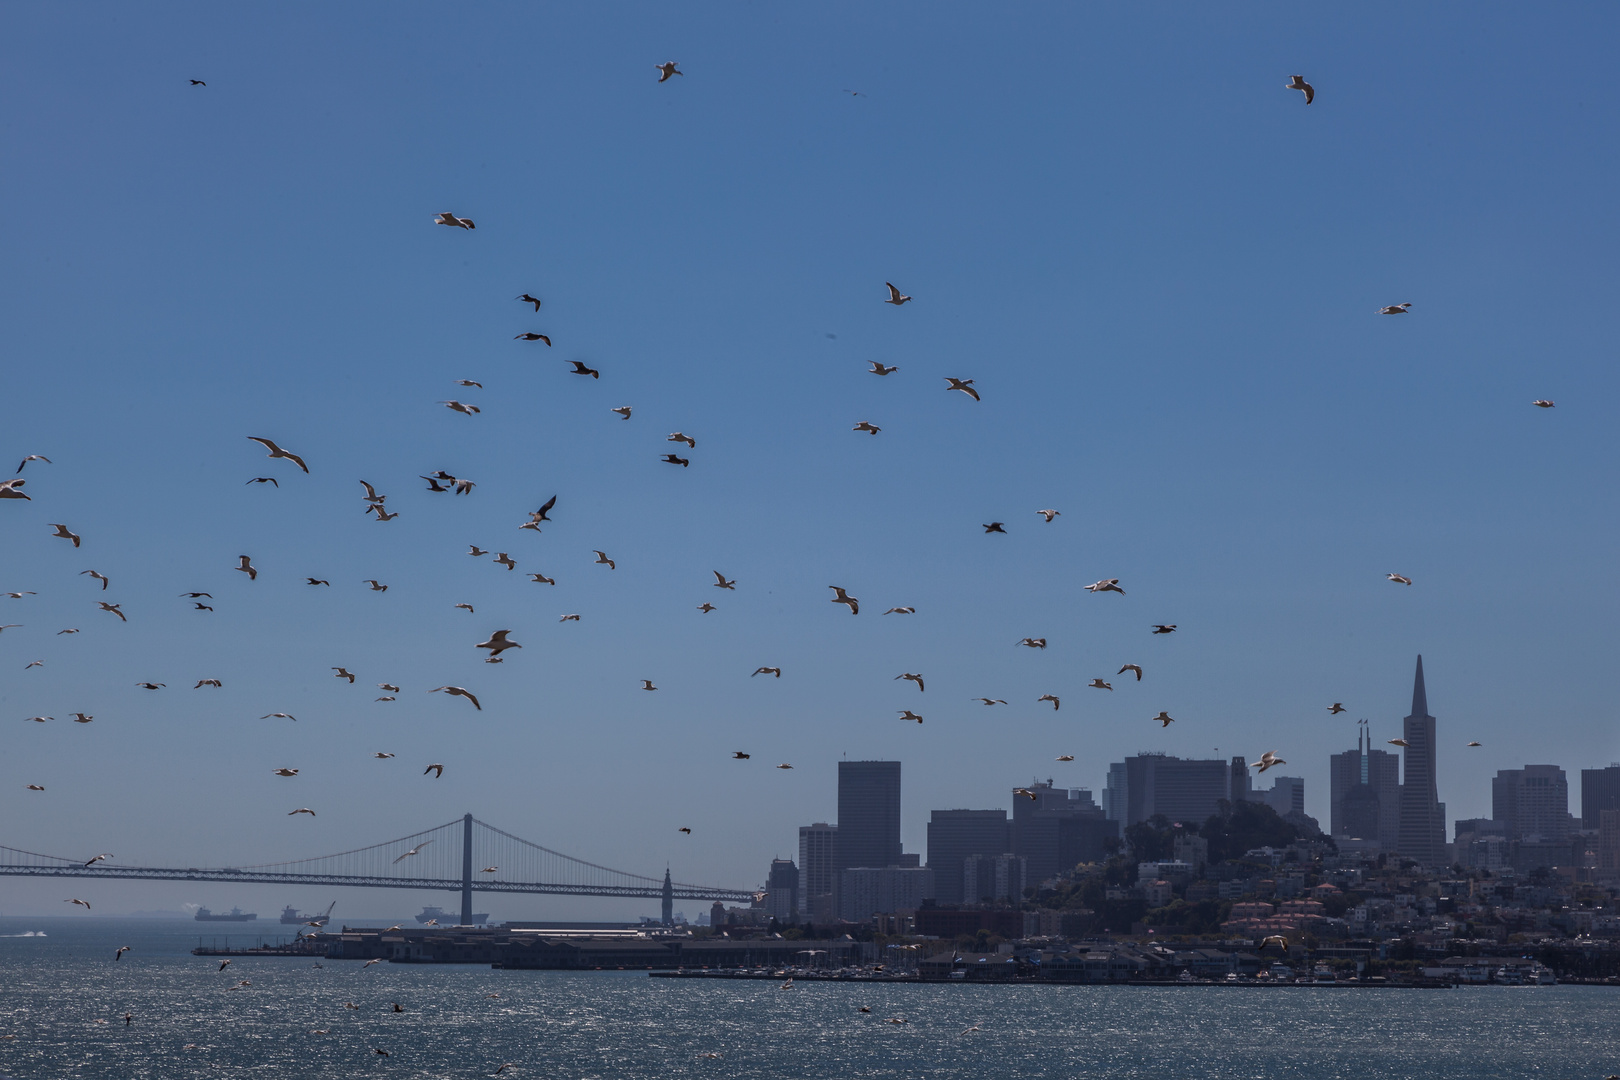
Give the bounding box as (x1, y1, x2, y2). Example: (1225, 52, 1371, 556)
(194, 906, 257, 922)
(415, 906, 488, 925)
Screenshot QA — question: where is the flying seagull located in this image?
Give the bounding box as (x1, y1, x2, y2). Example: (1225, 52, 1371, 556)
(662, 453, 690, 467)
(1467, 741, 1482, 747)
(1089, 679, 1113, 691)
(732, 751, 750, 760)
(530, 573, 556, 585)
(1013, 788, 1037, 801)
(359, 480, 386, 504)
(853, 421, 881, 434)
(668, 432, 696, 448)
(66, 898, 92, 910)
(195, 680, 221, 688)
(884, 282, 911, 305)
(261, 713, 297, 721)
(612, 406, 633, 419)
(246, 476, 278, 487)
(476, 630, 521, 656)
(246, 437, 308, 473)
(1378, 303, 1412, 315)
(441, 400, 481, 416)
(365, 580, 388, 591)
(1388, 738, 1409, 748)
(98, 602, 126, 622)
(713, 571, 736, 590)
(1532, 400, 1555, 408)
(84, 853, 113, 867)
(457, 380, 483, 388)
(1328, 703, 1347, 714)
(136, 681, 164, 690)
(1249, 751, 1287, 773)
(430, 686, 482, 710)
(829, 586, 859, 614)
(776, 763, 794, 770)
(375, 752, 395, 759)
(1016, 638, 1046, 649)
(1154, 711, 1174, 727)
(884, 606, 914, 614)
(899, 710, 924, 724)
(515, 332, 551, 345)
(288, 808, 316, 817)
(235, 555, 258, 581)
(944, 377, 980, 401)
(116, 946, 131, 960)
(392, 841, 433, 864)
(678, 827, 691, 834)
(379, 684, 400, 692)
(559, 613, 580, 622)
(1151, 624, 1177, 634)
(1118, 664, 1143, 680)
(306, 578, 329, 586)
(434, 212, 475, 230)
(1387, 573, 1413, 585)
(657, 61, 682, 82)
(594, 550, 616, 570)
(896, 673, 924, 691)
(868, 362, 898, 376)
(752, 667, 782, 678)
(424, 763, 444, 777)
(272, 768, 299, 777)
(81, 570, 109, 590)
(977, 698, 1008, 706)
(332, 667, 356, 683)
(455, 604, 474, 613)
(697, 601, 717, 612)
(1286, 74, 1314, 104)
(516, 293, 542, 311)
(982, 522, 1006, 534)
(568, 360, 600, 379)
(1085, 579, 1124, 595)
(0, 478, 30, 500)
(16, 455, 51, 473)
(493, 552, 516, 570)
(50, 523, 82, 547)
(1038, 694, 1060, 710)
(641, 680, 657, 691)
(1056, 755, 1074, 762)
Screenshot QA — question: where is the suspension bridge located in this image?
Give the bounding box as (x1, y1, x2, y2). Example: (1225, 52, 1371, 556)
(0, 815, 758, 924)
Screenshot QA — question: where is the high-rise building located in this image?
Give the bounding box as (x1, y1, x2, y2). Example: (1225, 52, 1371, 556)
(764, 859, 799, 923)
(926, 809, 1009, 905)
(1599, 810, 1620, 877)
(1329, 720, 1402, 850)
(1011, 781, 1118, 884)
(1492, 765, 1572, 842)
(1103, 762, 1128, 822)
(1396, 655, 1447, 865)
(1582, 765, 1620, 830)
(962, 853, 1026, 905)
(837, 866, 934, 922)
(835, 761, 903, 872)
(1117, 754, 1250, 827)
(797, 823, 836, 923)
(1260, 776, 1305, 818)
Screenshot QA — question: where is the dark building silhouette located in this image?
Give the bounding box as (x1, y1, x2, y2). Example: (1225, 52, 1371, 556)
(796, 823, 836, 923)
(1492, 765, 1572, 841)
(926, 809, 1009, 905)
(1330, 720, 1402, 850)
(1395, 655, 1447, 865)
(764, 858, 799, 923)
(1116, 754, 1250, 827)
(1582, 765, 1620, 830)
(1011, 781, 1118, 884)
(835, 761, 902, 872)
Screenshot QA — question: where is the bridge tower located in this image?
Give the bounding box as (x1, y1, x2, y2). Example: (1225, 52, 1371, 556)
(661, 867, 673, 926)
(461, 813, 474, 926)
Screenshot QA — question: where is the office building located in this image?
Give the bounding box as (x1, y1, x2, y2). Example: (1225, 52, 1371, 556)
(763, 859, 799, 923)
(1599, 810, 1620, 878)
(1395, 655, 1447, 866)
(926, 809, 1010, 905)
(1330, 720, 1402, 851)
(797, 823, 836, 923)
(962, 853, 1025, 905)
(1115, 754, 1251, 828)
(1012, 781, 1118, 883)
(835, 761, 903, 873)
(1103, 762, 1128, 823)
(1260, 776, 1305, 818)
(1492, 765, 1572, 842)
(1582, 765, 1620, 830)
(837, 866, 933, 922)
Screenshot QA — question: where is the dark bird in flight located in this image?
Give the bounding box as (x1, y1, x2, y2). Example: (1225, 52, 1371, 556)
(869, 362, 898, 376)
(515, 332, 552, 345)
(1155, 711, 1174, 727)
(98, 602, 126, 622)
(1085, 579, 1124, 595)
(752, 667, 782, 678)
(434, 212, 475, 230)
(50, 523, 81, 547)
(1286, 75, 1313, 104)
(1328, 703, 1347, 714)
(1118, 664, 1143, 680)
(713, 572, 736, 590)
(1378, 303, 1412, 315)
(236, 555, 257, 581)
(896, 672, 925, 692)
(568, 360, 600, 378)
(306, 578, 329, 586)
(246, 436, 308, 473)
(246, 477, 278, 487)
(1151, 624, 1177, 634)
(195, 680, 221, 688)
(530, 573, 555, 585)
(193, 602, 213, 612)
(853, 421, 881, 434)
(732, 751, 750, 760)
(982, 522, 1006, 534)
(136, 682, 165, 690)
(424, 763, 444, 778)
(181, 591, 212, 599)
(81, 570, 109, 590)
(594, 550, 616, 570)
(678, 827, 691, 834)
(657, 61, 682, 82)
(829, 586, 859, 614)
(190, 80, 206, 86)
(1016, 638, 1046, 649)
(944, 377, 980, 401)
(884, 282, 911, 305)
(516, 293, 542, 311)
(116, 946, 131, 960)
(662, 453, 689, 467)
(697, 603, 715, 612)
(1532, 400, 1555, 408)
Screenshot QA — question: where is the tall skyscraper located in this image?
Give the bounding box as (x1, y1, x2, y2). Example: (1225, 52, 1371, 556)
(926, 809, 1009, 905)
(1260, 776, 1305, 818)
(1330, 720, 1401, 850)
(1396, 655, 1447, 865)
(797, 823, 836, 923)
(1011, 781, 1117, 884)
(835, 761, 903, 871)
(1582, 765, 1620, 830)
(1117, 754, 1250, 827)
(764, 858, 799, 923)
(1103, 762, 1128, 823)
(1492, 765, 1572, 841)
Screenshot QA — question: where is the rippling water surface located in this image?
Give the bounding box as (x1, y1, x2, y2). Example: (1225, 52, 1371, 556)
(2, 917, 1617, 1079)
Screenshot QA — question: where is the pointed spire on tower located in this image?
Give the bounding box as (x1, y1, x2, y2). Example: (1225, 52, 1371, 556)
(1409, 654, 1430, 719)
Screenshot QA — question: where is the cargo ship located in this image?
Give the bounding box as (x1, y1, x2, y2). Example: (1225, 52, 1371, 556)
(279, 901, 337, 926)
(415, 906, 488, 925)
(194, 906, 257, 922)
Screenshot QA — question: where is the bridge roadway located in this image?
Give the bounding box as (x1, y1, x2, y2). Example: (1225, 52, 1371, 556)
(0, 814, 758, 921)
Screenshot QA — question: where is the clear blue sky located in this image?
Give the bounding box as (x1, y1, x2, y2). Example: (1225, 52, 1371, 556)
(3, 3, 1617, 918)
